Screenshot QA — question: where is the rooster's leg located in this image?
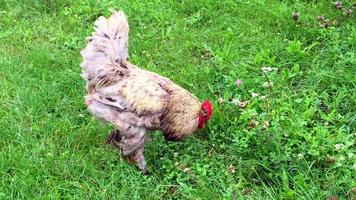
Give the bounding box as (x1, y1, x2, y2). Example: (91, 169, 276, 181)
(86, 98, 147, 172)
(114, 126, 147, 173)
(130, 145, 147, 174)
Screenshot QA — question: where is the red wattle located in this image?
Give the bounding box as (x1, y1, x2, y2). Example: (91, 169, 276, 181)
(198, 114, 204, 129)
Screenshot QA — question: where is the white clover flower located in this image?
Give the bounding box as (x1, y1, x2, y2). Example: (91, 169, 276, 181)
(239, 101, 248, 108)
(261, 67, 273, 73)
(348, 153, 354, 159)
(297, 153, 304, 160)
(227, 164, 236, 174)
(248, 120, 259, 129)
(251, 93, 259, 97)
(317, 15, 325, 21)
(183, 167, 191, 172)
(262, 82, 273, 87)
(335, 1, 342, 10)
(260, 95, 267, 99)
(334, 144, 342, 150)
(263, 121, 270, 129)
(218, 98, 224, 104)
(231, 98, 240, 105)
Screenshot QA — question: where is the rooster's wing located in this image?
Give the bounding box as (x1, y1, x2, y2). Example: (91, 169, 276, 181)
(93, 70, 169, 116)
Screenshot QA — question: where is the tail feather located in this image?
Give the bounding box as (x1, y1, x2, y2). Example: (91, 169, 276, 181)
(81, 10, 130, 89)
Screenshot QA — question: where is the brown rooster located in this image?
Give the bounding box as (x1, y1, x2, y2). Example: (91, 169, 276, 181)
(81, 10, 213, 173)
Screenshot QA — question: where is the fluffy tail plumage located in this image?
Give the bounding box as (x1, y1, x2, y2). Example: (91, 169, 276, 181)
(81, 10, 130, 91)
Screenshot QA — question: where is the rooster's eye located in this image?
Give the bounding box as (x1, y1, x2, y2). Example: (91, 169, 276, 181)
(200, 110, 208, 117)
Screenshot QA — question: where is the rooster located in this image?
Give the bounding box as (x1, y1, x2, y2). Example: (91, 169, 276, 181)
(81, 10, 213, 173)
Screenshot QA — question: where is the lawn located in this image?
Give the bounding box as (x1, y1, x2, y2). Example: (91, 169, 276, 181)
(0, 0, 355, 199)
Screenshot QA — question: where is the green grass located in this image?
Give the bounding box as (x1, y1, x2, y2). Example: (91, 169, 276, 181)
(0, 0, 355, 199)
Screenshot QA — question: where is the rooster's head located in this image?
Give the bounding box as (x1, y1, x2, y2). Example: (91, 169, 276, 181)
(198, 100, 213, 129)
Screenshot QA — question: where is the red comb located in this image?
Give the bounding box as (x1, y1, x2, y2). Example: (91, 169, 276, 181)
(202, 100, 213, 119)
